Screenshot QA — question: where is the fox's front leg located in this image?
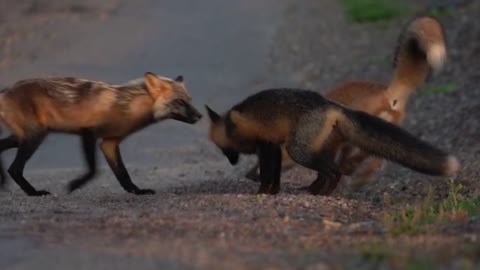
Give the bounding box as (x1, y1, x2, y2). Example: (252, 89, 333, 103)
(257, 142, 282, 194)
(8, 133, 50, 196)
(0, 160, 6, 189)
(245, 150, 295, 183)
(0, 135, 19, 189)
(100, 138, 155, 195)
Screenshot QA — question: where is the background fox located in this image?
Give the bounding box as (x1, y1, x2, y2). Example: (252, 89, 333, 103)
(0, 72, 202, 196)
(206, 89, 458, 195)
(245, 16, 447, 192)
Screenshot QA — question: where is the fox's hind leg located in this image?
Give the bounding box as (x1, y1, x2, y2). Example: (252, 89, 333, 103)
(0, 136, 19, 188)
(8, 134, 48, 196)
(306, 154, 342, 195)
(100, 138, 155, 195)
(67, 130, 97, 193)
(350, 158, 384, 190)
(257, 142, 282, 194)
(286, 110, 342, 196)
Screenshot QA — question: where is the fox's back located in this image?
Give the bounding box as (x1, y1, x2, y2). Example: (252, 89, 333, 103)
(0, 77, 152, 136)
(228, 89, 333, 144)
(326, 81, 387, 109)
(233, 89, 330, 120)
(326, 80, 404, 123)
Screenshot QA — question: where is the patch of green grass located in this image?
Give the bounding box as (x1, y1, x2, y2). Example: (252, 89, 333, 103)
(428, 7, 452, 17)
(339, 0, 410, 23)
(385, 181, 480, 236)
(424, 83, 459, 95)
(436, 180, 480, 217)
(256, 194, 265, 204)
(406, 257, 434, 270)
(356, 241, 480, 270)
(427, 0, 453, 18)
(361, 244, 393, 264)
(368, 56, 389, 65)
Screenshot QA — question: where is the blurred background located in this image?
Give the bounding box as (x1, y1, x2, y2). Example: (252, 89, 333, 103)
(0, 0, 479, 269)
(0, 0, 286, 169)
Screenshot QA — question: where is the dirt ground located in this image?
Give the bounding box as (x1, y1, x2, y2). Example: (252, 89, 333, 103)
(0, 0, 479, 269)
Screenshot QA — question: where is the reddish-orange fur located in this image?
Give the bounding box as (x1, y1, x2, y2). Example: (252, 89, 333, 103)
(0, 78, 164, 140)
(0, 73, 202, 196)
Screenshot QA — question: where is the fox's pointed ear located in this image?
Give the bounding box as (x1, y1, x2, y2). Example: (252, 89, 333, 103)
(174, 75, 185, 87)
(205, 105, 221, 123)
(175, 75, 184, 83)
(144, 72, 171, 97)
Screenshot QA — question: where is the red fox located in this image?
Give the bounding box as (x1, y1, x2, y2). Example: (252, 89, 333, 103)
(0, 72, 202, 196)
(245, 16, 447, 192)
(206, 89, 459, 195)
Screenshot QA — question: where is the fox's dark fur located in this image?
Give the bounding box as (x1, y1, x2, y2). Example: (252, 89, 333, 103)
(206, 89, 459, 195)
(0, 72, 202, 196)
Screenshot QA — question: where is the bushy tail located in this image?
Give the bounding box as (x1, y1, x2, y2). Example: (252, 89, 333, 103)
(336, 108, 458, 176)
(390, 16, 446, 91)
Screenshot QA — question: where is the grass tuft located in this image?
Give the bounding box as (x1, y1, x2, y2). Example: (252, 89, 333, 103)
(424, 83, 459, 95)
(339, 0, 409, 23)
(384, 180, 480, 236)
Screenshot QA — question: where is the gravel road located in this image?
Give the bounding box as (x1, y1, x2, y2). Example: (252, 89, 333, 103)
(0, 0, 479, 269)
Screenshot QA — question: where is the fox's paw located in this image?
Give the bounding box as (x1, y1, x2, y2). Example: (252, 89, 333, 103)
(67, 181, 84, 194)
(29, 190, 51, 196)
(308, 187, 331, 196)
(257, 184, 271, 194)
(269, 184, 280, 195)
(132, 188, 155, 195)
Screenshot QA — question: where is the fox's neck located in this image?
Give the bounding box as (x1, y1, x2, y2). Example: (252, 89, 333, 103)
(385, 81, 417, 111)
(386, 62, 430, 108)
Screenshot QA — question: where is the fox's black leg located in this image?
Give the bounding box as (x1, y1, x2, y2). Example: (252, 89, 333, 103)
(100, 138, 154, 195)
(67, 130, 97, 193)
(0, 136, 19, 188)
(308, 158, 342, 196)
(257, 142, 282, 194)
(299, 153, 341, 196)
(286, 121, 342, 196)
(0, 161, 5, 189)
(0, 136, 19, 152)
(246, 160, 295, 183)
(8, 135, 48, 196)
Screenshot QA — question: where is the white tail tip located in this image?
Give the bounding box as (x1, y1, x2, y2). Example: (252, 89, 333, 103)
(444, 156, 460, 176)
(428, 44, 447, 70)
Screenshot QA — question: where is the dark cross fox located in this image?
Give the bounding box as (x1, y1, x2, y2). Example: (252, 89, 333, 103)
(0, 72, 202, 196)
(206, 89, 459, 195)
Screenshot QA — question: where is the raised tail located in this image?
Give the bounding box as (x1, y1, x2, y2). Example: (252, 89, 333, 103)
(390, 16, 446, 92)
(335, 107, 458, 176)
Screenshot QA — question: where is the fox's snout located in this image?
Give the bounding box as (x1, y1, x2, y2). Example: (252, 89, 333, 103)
(170, 100, 203, 124)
